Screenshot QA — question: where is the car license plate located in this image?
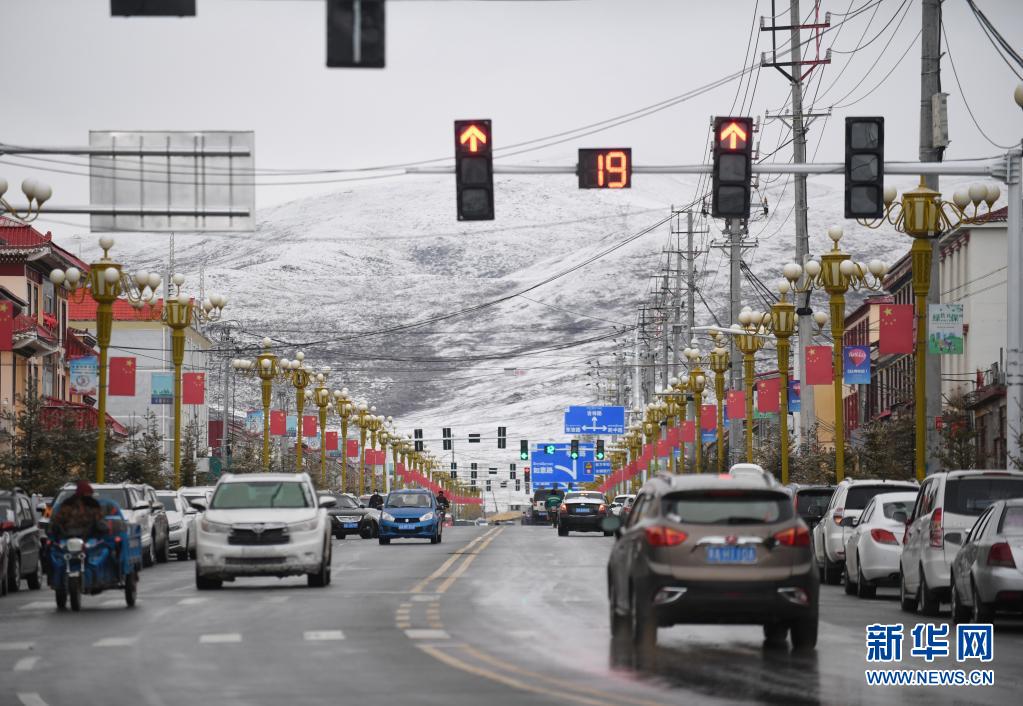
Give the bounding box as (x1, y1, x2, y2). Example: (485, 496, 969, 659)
(575, 507, 591, 513)
(343, 523, 358, 529)
(705, 545, 757, 564)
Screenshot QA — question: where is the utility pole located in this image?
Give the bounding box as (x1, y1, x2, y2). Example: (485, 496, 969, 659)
(761, 0, 831, 446)
(672, 219, 683, 380)
(728, 218, 743, 464)
(920, 0, 945, 475)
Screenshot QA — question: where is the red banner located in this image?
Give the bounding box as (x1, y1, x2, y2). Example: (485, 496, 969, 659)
(183, 372, 205, 404)
(108, 357, 136, 396)
(270, 410, 286, 436)
(302, 415, 317, 437)
(346, 439, 359, 458)
(325, 431, 338, 451)
(700, 404, 717, 431)
(0, 301, 13, 351)
(756, 377, 781, 413)
(666, 425, 680, 447)
(727, 390, 746, 420)
(656, 437, 670, 457)
(805, 345, 834, 385)
(879, 303, 914, 355)
(681, 420, 696, 443)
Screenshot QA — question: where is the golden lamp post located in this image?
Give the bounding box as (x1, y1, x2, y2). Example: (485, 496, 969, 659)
(231, 338, 282, 471)
(366, 414, 385, 492)
(708, 339, 731, 473)
(683, 346, 708, 473)
(659, 376, 690, 474)
(626, 425, 642, 491)
(783, 227, 887, 482)
(311, 368, 333, 487)
(354, 401, 373, 496)
(734, 313, 768, 465)
(281, 353, 312, 473)
(388, 430, 404, 494)
(857, 179, 994, 481)
(332, 387, 355, 492)
(50, 236, 153, 483)
(771, 278, 798, 485)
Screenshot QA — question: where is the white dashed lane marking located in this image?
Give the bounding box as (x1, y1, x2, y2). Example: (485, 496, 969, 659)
(177, 597, 207, 606)
(17, 694, 48, 706)
(18, 602, 52, 611)
(410, 594, 439, 602)
(199, 633, 242, 644)
(0, 642, 35, 651)
(93, 637, 137, 647)
(13, 656, 40, 672)
(303, 630, 345, 641)
(405, 629, 450, 640)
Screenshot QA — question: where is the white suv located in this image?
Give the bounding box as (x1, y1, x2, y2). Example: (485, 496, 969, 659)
(194, 473, 333, 590)
(812, 478, 918, 585)
(899, 470, 1023, 615)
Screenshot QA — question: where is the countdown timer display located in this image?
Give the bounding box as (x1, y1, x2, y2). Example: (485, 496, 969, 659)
(577, 148, 632, 189)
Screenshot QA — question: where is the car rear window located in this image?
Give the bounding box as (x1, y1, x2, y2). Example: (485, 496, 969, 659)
(944, 477, 1023, 516)
(845, 485, 916, 510)
(55, 488, 129, 508)
(881, 500, 914, 520)
(662, 490, 793, 525)
(795, 490, 833, 514)
(998, 506, 1023, 534)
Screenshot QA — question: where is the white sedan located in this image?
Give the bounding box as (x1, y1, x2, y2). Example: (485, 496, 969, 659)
(842, 491, 918, 599)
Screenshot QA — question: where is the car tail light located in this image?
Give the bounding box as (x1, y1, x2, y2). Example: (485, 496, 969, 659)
(833, 508, 845, 526)
(644, 526, 687, 547)
(929, 508, 943, 548)
(870, 528, 898, 545)
(988, 542, 1017, 568)
(773, 526, 810, 546)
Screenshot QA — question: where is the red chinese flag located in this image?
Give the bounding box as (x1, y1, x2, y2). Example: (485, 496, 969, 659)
(182, 372, 205, 404)
(879, 303, 914, 355)
(346, 439, 359, 458)
(805, 346, 834, 385)
(757, 377, 781, 413)
(270, 410, 286, 436)
(656, 437, 669, 457)
(667, 425, 680, 448)
(700, 404, 716, 431)
(302, 415, 317, 437)
(108, 357, 136, 396)
(325, 431, 338, 451)
(727, 390, 746, 420)
(0, 300, 13, 351)
(681, 420, 696, 443)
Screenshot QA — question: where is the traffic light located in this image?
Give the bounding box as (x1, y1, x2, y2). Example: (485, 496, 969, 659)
(497, 426, 507, 449)
(520, 439, 529, 460)
(844, 117, 885, 219)
(524, 469, 530, 484)
(516, 481, 521, 492)
(595, 439, 605, 460)
(111, 1, 195, 15)
(471, 470, 478, 480)
(454, 119, 494, 221)
(486, 480, 492, 491)
(414, 428, 424, 452)
(327, 0, 386, 68)
(570, 439, 579, 460)
(449, 471, 457, 480)
(712, 116, 753, 218)
(442, 427, 452, 451)
(544, 444, 556, 455)
(509, 470, 516, 480)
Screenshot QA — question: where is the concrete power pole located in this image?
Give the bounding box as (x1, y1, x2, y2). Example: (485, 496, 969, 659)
(920, 0, 945, 474)
(728, 218, 743, 464)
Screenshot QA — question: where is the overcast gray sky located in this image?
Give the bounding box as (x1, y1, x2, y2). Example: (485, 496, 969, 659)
(3, 0, 1022, 239)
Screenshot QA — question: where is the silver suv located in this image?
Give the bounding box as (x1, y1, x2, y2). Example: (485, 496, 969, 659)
(812, 478, 918, 585)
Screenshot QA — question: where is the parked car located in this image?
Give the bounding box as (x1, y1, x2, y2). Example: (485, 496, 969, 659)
(607, 474, 818, 652)
(610, 494, 636, 517)
(901, 470, 1023, 615)
(52, 483, 170, 567)
(0, 488, 43, 593)
(1, 505, 14, 597)
(378, 489, 443, 544)
(788, 484, 835, 530)
(558, 491, 612, 537)
(842, 491, 918, 599)
(812, 478, 919, 585)
(194, 473, 333, 589)
(729, 463, 777, 485)
(156, 490, 198, 560)
(178, 486, 216, 511)
(322, 493, 379, 539)
(950, 498, 1023, 623)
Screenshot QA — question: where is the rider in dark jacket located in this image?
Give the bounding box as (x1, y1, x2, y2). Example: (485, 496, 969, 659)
(49, 481, 108, 540)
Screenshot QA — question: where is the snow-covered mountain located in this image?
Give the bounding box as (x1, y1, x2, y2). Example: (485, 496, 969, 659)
(64, 171, 989, 472)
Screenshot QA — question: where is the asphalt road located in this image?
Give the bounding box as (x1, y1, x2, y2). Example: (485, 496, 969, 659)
(2, 524, 1021, 706)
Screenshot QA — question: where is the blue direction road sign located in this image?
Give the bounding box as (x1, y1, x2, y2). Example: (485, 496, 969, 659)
(563, 405, 626, 435)
(529, 443, 610, 485)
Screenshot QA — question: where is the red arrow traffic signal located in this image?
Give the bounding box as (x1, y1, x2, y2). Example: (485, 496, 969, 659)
(459, 125, 488, 153)
(719, 121, 748, 150)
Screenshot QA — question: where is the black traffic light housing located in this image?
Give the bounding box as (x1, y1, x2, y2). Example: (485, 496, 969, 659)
(112, 1, 195, 14)
(327, 0, 386, 68)
(844, 117, 885, 219)
(497, 426, 507, 449)
(712, 116, 754, 219)
(595, 439, 605, 460)
(454, 119, 494, 221)
(413, 428, 424, 452)
(442, 427, 452, 451)
(449, 471, 457, 480)
(519, 439, 529, 460)
(570, 439, 579, 460)
(524, 469, 530, 484)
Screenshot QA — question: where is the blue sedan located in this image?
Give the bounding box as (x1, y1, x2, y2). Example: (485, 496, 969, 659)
(378, 490, 443, 545)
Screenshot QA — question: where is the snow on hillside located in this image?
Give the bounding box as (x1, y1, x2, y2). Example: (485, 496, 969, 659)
(62, 171, 997, 472)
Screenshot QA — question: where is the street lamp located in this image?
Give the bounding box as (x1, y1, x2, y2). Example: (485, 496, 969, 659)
(734, 311, 770, 465)
(708, 339, 731, 473)
(312, 368, 333, 487)
(354, 401, 374, 496)
(784, 226, 887, 482)
(281, 352, 312, 473)
(772, 275, 798, 484)
(332, 387, 355, 492)
(50, 236, 150, 483)
(1, 177, 52, 223)
(684, 345, 708, 473)
(856, 179, 988, 481)
(231, 338, 291, 471)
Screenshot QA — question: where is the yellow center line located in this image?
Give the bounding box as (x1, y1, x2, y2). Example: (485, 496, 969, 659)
(435, 528, 504, 594)
(409, 528, 498, 594)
